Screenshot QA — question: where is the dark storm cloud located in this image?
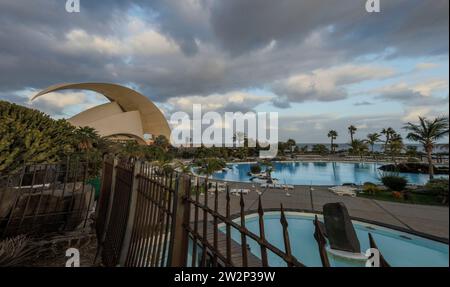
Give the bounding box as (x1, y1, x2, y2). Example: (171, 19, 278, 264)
(0, 0, 448, 105)
(210, 0, 449, 57)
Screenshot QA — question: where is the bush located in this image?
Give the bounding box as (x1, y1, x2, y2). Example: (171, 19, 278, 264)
(363, 182, 380, 195)
(0, 101, 77, 173)
(0, 235, 36, 267)
(381, 176, 408, 191)
(250, 164, 262, 174)
(392, 191, 403, 200)
(425, 179, 449, 204)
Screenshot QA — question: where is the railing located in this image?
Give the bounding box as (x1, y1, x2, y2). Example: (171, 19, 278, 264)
(96, 158, 311, 267)
(96, 159, 179, 267)
(95, 158, 393, 267)
(0, 160, 95, 238)
(175, 178, 305, 267)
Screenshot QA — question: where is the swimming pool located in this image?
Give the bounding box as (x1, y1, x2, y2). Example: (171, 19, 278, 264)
(223, 212, 449, 267)
(211, 161, 448, 186)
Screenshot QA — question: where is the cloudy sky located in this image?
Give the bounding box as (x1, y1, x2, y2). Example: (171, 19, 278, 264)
(0, 0, 448, 143)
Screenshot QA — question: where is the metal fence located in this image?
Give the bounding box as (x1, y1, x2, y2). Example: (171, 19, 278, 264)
(96, 158, 313, 267)
(96, 158, 179, 267)
(0, 160, 95, 238)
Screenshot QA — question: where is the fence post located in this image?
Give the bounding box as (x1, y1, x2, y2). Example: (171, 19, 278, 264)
(99, 157, 118, 241)
(118, 160, 141, 266)
(94, 157, 118, 264)
(169, 174, 190, 267)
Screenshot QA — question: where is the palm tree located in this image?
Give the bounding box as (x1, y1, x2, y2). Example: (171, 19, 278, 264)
(366, 133, 381, 154)
(74, 126, 100, 151)
(154, 135, 170, 151)
(348, 125, 357, 143)
(327, 130, 338, 153)
(286, 139, 297, 153)
(259, 160, 275, 183)
(403, 116, 449, 179)
(387, 134, 404, 164)
(196, 158, 227, 180)
(174, 160, 192, 175)
(349, 139, 368, 160)
(381, 127, 396, 153)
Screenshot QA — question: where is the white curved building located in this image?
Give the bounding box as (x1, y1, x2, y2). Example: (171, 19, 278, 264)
(32, 83, 171, 144)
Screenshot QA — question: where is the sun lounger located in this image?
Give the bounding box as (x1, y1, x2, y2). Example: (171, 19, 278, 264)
(328, 186, 357, 197)
(230, 188, 249, 196)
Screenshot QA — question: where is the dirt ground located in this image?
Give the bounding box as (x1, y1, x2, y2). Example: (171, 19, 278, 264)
(23, 233, 99, 267)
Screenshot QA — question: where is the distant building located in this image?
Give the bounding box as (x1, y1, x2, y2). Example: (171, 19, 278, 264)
(33, 83, 171, 145)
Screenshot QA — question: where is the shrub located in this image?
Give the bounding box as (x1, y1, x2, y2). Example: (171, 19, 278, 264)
(425, 179, 449, 204)
(363, 182, 380, 195)
(0, 101, 77, 173)
(250, 164, 262, 174)
(381, 176, 408, 191)
(0, 235, 36, 267)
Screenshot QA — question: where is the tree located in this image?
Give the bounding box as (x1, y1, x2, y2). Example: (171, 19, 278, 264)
(387, 134, 404, 164)
(74, 126, 100, 151)
(381, 127, 396, 153)
(286, 139, 297, 153)
(349, 139, 368, 159)
(403, 116, 449, 179)
(366, 133, 381, 154)
(0, 101, 77, 173)
(348, 125, 357, 143)
(196, 158, 226, 180)
(153, 135, 170, 151)
(327, 130, 338, 153)
(312, 144, 329, 155)
(300, 145, 309, 153)
(258, 159, 275, 182)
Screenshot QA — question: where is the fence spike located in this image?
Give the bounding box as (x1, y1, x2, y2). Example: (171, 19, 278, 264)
(280, 204, 293, 267)
(313, 215, 330, 267)
(257, 196, 268, 267)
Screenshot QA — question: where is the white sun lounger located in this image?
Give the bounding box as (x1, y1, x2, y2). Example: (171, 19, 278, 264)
(328, 186, 357, 197)
(230, 188, 249, 196)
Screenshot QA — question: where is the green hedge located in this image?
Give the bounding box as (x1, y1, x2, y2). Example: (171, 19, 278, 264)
(381, 176, 408, 191)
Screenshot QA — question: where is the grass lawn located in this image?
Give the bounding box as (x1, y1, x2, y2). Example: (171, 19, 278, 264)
(357, 190, 446, 206)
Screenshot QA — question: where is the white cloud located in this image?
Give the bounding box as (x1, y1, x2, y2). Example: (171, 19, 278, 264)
(402, 107, 432, 122)
(28, 91, 87, 108)
(167, 91, 273, 112)
(58, 19, 179, 57)
(412, 79, 448, 97)
(272, 64, 396, 104)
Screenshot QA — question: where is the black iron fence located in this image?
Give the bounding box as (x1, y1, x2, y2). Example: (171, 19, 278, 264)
(96, 158, 311, 267)
(0, 160, 95, 238)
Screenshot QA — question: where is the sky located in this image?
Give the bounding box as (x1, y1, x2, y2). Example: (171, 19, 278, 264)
(0, 0, 448, 143)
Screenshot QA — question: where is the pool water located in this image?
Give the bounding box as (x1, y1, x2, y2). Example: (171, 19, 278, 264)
(224, 212, 449, 267)
(211, 162, 448, 186)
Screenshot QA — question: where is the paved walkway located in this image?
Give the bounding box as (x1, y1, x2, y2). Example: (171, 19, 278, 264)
(203, 182, 449, 240)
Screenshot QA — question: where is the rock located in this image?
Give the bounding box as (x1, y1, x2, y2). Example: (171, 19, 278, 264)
(323, 202, 361, 253)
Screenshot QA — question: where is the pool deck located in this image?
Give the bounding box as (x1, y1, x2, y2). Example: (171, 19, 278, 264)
(204, 182, 449, 241)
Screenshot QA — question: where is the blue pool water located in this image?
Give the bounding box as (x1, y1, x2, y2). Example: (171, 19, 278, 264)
(223, 213, 449, 267)
(211, 161, 448, 186)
